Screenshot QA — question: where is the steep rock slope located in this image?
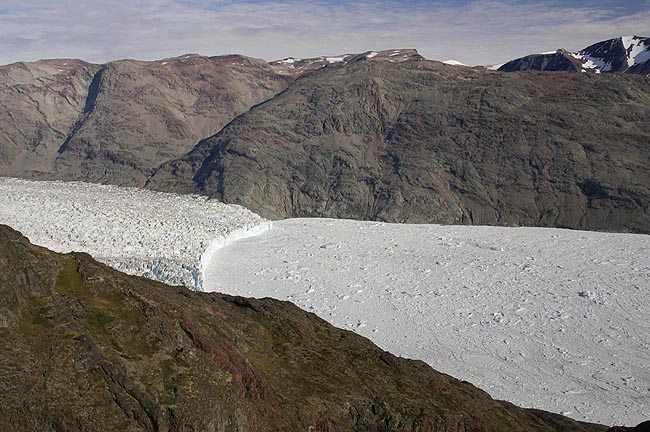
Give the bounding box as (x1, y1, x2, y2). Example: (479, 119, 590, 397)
(0, 59, 98, 175)
(0, 223, 614, 431)
(148, 59, 650, 232)
(0, 54, 290, 186)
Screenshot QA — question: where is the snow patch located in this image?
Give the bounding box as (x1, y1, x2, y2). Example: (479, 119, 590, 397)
(325, 56, 347, 63)
(622, 36, 650, 67)
(443, 59, 466, 66)
(571, 52, 610, 72)
(366, 51, 378, 59)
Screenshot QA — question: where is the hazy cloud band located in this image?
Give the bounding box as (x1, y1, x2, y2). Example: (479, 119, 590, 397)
(0, 0, 648, 65)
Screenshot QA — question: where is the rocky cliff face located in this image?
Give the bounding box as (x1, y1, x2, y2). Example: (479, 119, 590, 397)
(148, 59, 650, 233)
(0, 59, 98, 175)
(0, 223, 617, 431)
(0, 54, 290, 186)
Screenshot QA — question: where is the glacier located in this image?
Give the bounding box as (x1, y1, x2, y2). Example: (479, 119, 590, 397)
(0, 177, 270, 289)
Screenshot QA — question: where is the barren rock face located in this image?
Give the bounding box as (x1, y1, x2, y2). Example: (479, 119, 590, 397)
(0, 59, 98, 175)
(0, 54, 290, 186)
(149, 60, 650, 233)
(0, 223, 612, 431)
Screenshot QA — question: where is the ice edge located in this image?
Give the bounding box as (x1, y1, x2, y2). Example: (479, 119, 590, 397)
(198, 220, 273, 290)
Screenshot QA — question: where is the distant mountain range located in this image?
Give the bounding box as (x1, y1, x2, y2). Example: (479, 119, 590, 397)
(268, 49, 424, 75)
(1, 37, 649, 232)
(497, 36, 650, 75)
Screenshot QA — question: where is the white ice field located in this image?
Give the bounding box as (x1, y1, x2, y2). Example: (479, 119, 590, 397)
(1, 177, 648, 427)
(206, 219, 650, 427)
(0, 177, 271, 289)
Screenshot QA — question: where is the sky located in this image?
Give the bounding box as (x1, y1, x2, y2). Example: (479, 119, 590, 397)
(0, 0, 648, 66)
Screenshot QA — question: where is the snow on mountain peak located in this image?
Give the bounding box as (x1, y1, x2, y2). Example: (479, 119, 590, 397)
(325, 55, 347, 64)
(498, 36, 649, 75)
(442, 59, 466, 66)
(269, 49, 422, 75)
(621, 35, 650, 67)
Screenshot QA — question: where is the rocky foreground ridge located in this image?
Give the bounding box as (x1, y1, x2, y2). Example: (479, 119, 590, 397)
(1, 39, 649, 232)
(3, 223, 647, 431)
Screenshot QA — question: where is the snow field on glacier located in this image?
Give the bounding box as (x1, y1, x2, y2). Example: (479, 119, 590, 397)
(0, 177, 270, 289)
(205, 218, 650, 427)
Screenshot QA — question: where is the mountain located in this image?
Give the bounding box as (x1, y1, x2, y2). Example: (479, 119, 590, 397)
(498, 36, 650, 75)
(148, 57, 650, 233)
(1, 45, 650, 233)
(0, 222, 624, 431)
(0, 54, 290, 186)
(269, 49, 424, 75)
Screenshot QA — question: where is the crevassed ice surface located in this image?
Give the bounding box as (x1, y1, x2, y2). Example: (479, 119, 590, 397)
(0, 177, 270, 289)
(205, 218, 650, 427)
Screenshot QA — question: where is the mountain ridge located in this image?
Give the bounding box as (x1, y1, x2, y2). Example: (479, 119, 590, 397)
(147, 58, 650, 233)
(498, 35, 650, 75)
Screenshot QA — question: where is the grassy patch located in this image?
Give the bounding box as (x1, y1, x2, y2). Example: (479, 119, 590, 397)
(17, 296, 52, 338)
(16, 296, 58, 354)
(54, 258, 90, 298)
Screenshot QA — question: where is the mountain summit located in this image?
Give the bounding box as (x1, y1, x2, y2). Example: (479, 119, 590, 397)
(498, 36, 650, 75)
(269, 49, 423, 75)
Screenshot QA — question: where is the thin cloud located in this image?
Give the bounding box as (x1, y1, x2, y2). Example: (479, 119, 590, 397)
(0, 0, 648, 65)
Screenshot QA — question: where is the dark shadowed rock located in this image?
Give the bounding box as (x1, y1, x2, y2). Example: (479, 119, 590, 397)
(0, 223, 614, 431)
(606, 420, 650, 432)
(498, 50, 584, 72)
